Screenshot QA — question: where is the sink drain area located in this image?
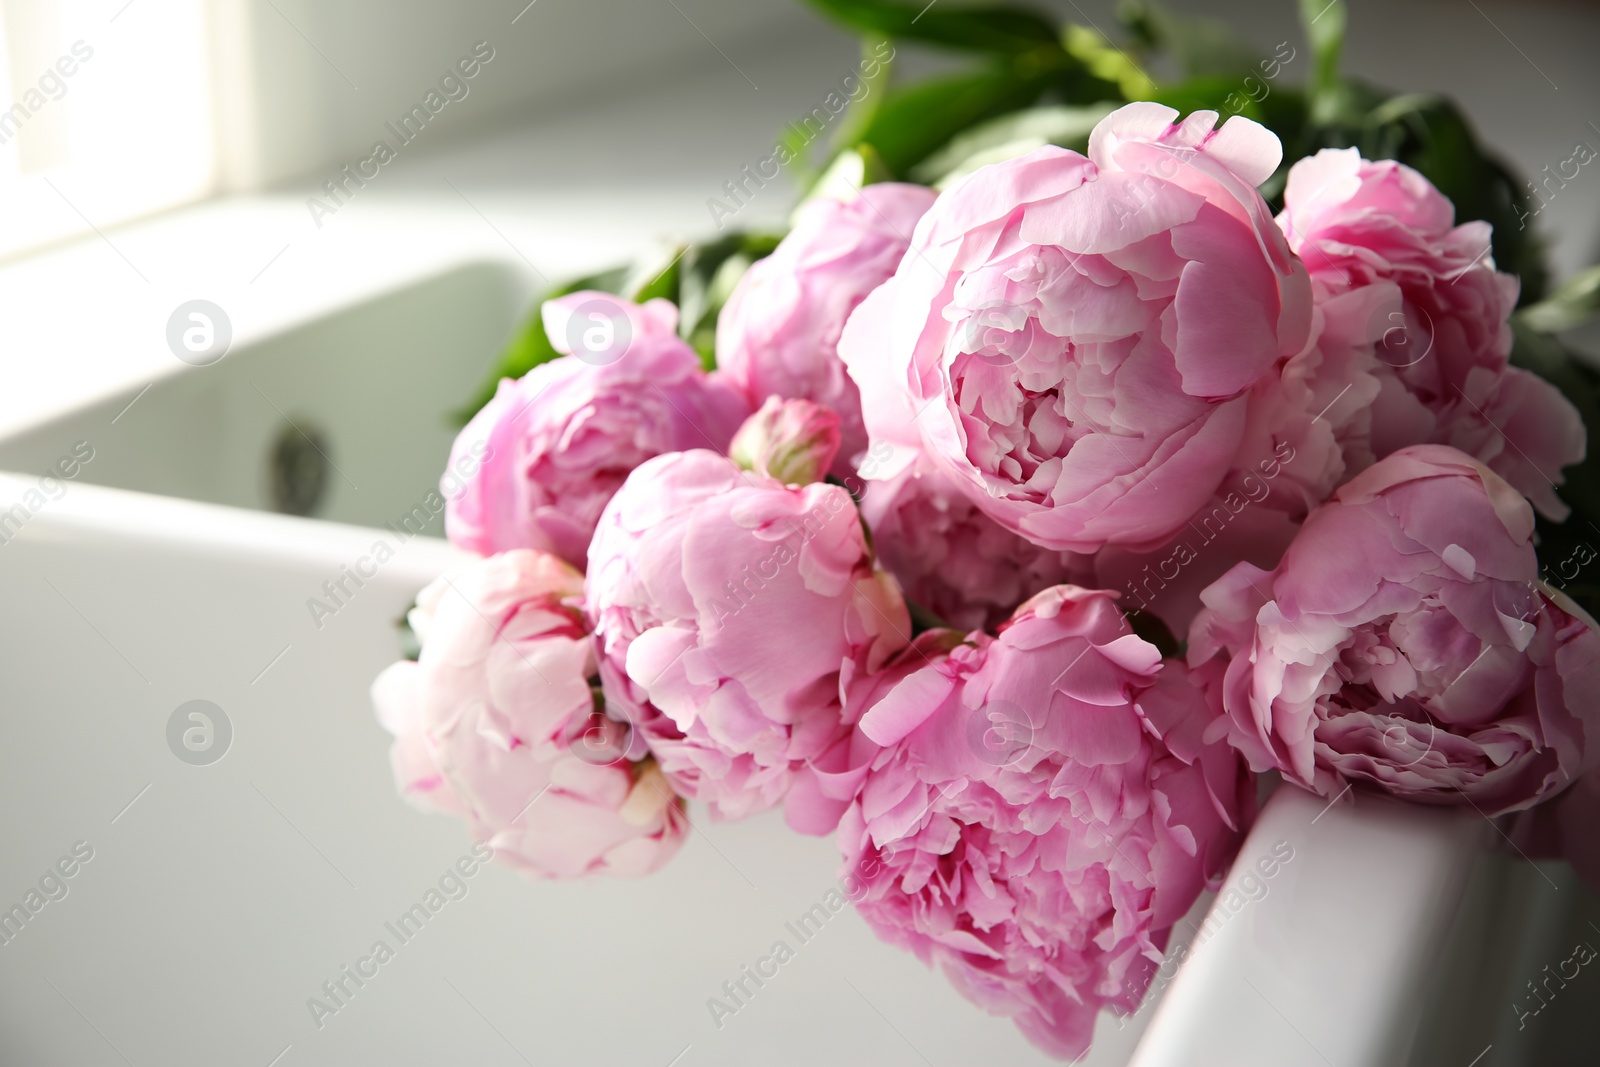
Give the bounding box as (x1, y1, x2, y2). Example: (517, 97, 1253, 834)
(268, 418, 331, 516)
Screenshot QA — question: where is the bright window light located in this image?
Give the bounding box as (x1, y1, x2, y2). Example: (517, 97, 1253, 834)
(0, 0, 213, 261)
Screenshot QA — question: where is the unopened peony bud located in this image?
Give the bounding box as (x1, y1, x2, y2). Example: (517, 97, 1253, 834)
(728, 397, 842, 486)
(618, 760, 677, 827)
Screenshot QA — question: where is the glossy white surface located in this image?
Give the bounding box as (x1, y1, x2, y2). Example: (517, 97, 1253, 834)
(1131, 788, 1488, 1067)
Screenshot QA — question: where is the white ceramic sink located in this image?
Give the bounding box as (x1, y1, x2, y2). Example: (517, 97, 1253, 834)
(0, 259, 1592, 1067)
(0, 263, 529, 534)
(0, 261, 1143, 1067)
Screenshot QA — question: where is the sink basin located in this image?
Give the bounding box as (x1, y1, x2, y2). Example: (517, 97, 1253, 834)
(0, 262, 529, 534)
(0, 258, 1592, 1066)
(0, 261, 1134, 1066)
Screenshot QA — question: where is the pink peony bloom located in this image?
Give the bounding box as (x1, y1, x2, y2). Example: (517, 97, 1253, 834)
(785, 629, 969, 836)
(586, 448, 910, 824)
(717, 183, 937, 473)
(444, 291, 750, 566)
(1277, 149, 1584, 518)
(858, 449, 1095, 632)
(840, 587, 1250, 1060)
(372, 659, 467, 818)
(1189, 445, 1600, 815)
(372, 550, 687, 879)
(840, 102, 1311, 553)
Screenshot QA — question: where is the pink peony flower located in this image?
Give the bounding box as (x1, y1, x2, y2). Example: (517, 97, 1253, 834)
(717, 183, 937, 473)
(372, 550, 687, 878)
(840, 587, 1250, 1060)
(784, 629, 969, 836)
(372, 659, 467, 818)
(858, 449, 1095, 632)
(1189, 445, 1600, 815)
(1277, 149, 1584, 518)
(586, 447, 910, 824)
(444, 291, 750, 566)
(840, 102, 1311, 553)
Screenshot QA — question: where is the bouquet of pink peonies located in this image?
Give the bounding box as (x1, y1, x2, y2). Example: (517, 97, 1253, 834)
(372, 1, 1600, 1059)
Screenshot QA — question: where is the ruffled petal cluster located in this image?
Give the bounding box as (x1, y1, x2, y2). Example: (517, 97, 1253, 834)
(841, 588, 1249, 1059)
(841, 103, 1311, 553)
(1276, 149, 1584, 518)
(373, 550, 687, 878)
(445, 292, 750, 565)
(1189, 446, 1600, 814)
(586, 440, 910, 823)
(859, 450, 1096, 631)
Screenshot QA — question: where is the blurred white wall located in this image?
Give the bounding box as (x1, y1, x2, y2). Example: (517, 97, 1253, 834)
(208, 0, 826, 190)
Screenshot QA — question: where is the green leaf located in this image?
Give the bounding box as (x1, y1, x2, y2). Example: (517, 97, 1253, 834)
(910, 102, 1114, 186)
(803, 145, 896, 209)
(628, 245, 687, 304)
(1114, 0, 1263, 79)
(852, 55, 1113, 178)
(1519, 265, 1600, 334)
(830, 36, 899, 151)
(1297, 0, 1345, 120)
(853, 67, 1037, 176)
(1062, 24, 1156, 100)
(804, 4, 1129, 181)
(856, 142, 893, 184)
(804, 0, 1060, 55)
